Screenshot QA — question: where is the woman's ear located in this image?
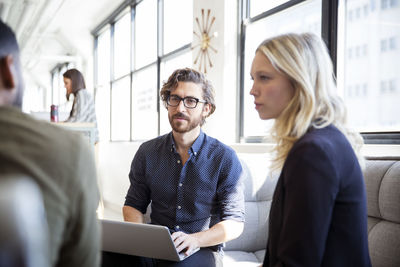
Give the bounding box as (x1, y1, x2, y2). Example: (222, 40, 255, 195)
(0, 55, 16, 90)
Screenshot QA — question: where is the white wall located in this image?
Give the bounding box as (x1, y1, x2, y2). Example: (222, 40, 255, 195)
(193, 0, 239, 144)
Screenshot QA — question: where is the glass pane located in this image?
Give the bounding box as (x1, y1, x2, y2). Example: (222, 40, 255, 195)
(111, 77, 131, 141)
(53, 69, 61, 106)
(135, 0, 157, 69)
(164, 0, 193, 54)
(59, 66, 73, 113)
(96, 83, 111, 141)
(132, 65, 158, 140)
(159, 51, 192, 135)
(338, 0, 400, 131)
(97, 28, 110, 86)
(250, 0, 290, 17)
(114, 11, 131, 79)
(51, 71, 58, 106)
(243, 0, 322, 138)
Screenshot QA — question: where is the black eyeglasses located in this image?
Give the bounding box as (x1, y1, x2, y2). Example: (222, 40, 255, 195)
(167, 95, 207, 109)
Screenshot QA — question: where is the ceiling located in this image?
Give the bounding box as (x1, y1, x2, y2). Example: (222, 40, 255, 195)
(0, 0, 125, 90)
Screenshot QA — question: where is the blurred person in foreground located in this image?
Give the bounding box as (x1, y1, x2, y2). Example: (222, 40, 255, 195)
(0, 19, 101, 267)
(249, 32, 371, 267)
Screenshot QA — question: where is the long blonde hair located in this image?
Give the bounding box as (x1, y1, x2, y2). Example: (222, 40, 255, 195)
(256, 33, 364, 171)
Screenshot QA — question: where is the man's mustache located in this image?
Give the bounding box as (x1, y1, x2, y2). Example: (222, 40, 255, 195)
(173, 113, 189, 120)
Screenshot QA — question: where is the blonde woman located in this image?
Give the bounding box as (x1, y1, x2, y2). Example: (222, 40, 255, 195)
(250, 33, 371, 266)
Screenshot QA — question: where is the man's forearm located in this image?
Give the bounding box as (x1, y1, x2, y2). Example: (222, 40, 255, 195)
(191, 219, 244, 247)
(122, 205, 144, 223)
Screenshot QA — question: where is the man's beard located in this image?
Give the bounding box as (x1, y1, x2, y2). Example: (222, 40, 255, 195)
(168, 112, 203, 133)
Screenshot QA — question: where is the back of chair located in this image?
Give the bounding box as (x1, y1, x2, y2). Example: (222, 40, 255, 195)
(0, 175, 50, 267)
(364, 159, 400, 267)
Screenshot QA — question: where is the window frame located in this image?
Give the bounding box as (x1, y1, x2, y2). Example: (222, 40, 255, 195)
(238, 0, 400, 144)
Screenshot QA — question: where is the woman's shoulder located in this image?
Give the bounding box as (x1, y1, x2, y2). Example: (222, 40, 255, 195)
(298, 125, 345, 147)
(75, 89, 95, 102)
(290, 125, 354, 163)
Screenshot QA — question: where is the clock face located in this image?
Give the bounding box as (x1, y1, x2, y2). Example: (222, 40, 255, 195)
(192, 9, 217, 74)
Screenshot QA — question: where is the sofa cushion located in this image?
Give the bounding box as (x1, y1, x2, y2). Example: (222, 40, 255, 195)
(224, 250, 265, 267)
(365, 160, 400, 267)
(224, 154, 278, 253)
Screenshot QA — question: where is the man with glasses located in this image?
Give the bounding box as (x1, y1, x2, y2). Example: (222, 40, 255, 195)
(119, 68, 244, 267)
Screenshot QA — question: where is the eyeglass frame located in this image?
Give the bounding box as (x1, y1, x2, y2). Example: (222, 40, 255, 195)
(166, 94, 207, 109)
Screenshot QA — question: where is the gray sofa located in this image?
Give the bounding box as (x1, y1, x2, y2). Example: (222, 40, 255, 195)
(364, 158, 400, 267)
(223, 156, 400, 267)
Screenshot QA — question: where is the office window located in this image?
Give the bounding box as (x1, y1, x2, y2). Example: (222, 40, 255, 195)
(348, 47, 353, 58)
(338, 0, 400, 131)
(250, 0, 290, 17)
(348, 9, 353, 21)
(242, 0, 321, 138)
(355, 45, 361, 57)
(389, 36, 396, 49)
(131, 65, 158, 140)
(94, 0, 193, 141)
(164, 0, 193, 54)
(381, 0, 389, 9)
(381, 39, 388, 52)
(363, 4, 369, 16)
(51, 70, 59, 106)
(96, 83, 111, 141)
(111, 77, 130, 141)
(389, 79, 396, 92)
(363, 44, 368, 56)
(96, 28, 111, 141)
(355, 7, 361, 18)
(114, 12, 131, 79)
(363, 83, 368, 96)
(135, 0, 157, 69)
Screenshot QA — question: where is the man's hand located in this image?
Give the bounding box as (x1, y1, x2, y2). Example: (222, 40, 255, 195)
(171, 231, 200, 255)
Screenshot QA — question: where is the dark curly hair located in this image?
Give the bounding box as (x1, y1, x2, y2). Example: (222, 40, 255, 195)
(160, 68, 216, 125)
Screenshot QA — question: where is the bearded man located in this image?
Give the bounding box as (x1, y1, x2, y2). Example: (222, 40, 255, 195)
(103, 68, 245, 267)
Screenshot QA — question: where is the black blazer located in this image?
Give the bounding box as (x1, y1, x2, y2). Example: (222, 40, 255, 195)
(264, 125, 371, 267)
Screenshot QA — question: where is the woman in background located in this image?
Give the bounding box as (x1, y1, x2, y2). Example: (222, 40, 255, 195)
(63, 68, 99, 144)
(249, 33, 371, 267)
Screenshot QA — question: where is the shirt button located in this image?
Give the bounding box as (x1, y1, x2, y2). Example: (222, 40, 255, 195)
(179, 183, 183, 187)
(194, 152, 197, 156)
(176, 225, 180, 229)
(177, 160, 181, 164)
(177, 205, 181, 209)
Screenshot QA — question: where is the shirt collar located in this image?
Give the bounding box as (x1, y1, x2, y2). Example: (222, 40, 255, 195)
(168, 130, 205, 156)
(190, 129, 204, 156)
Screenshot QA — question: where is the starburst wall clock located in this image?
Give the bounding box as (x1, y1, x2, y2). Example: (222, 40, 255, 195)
(192, 9, 218, 74)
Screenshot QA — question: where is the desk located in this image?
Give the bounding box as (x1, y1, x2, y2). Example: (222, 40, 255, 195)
(53, 122, 96, 146)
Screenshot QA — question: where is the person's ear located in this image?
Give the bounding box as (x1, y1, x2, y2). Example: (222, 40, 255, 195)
(0, 55, 16, 90)
(202, 103, 211, 118)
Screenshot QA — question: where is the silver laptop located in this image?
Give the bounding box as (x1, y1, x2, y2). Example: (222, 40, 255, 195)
(101, 219, 200, 262)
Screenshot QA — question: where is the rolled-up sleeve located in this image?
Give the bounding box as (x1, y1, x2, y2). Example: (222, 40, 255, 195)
(124, 146, 151, 214)
(217, 150, 245, 222)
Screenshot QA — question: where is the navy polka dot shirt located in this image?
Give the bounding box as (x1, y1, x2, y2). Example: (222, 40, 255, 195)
(125, 130, 245, 247)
